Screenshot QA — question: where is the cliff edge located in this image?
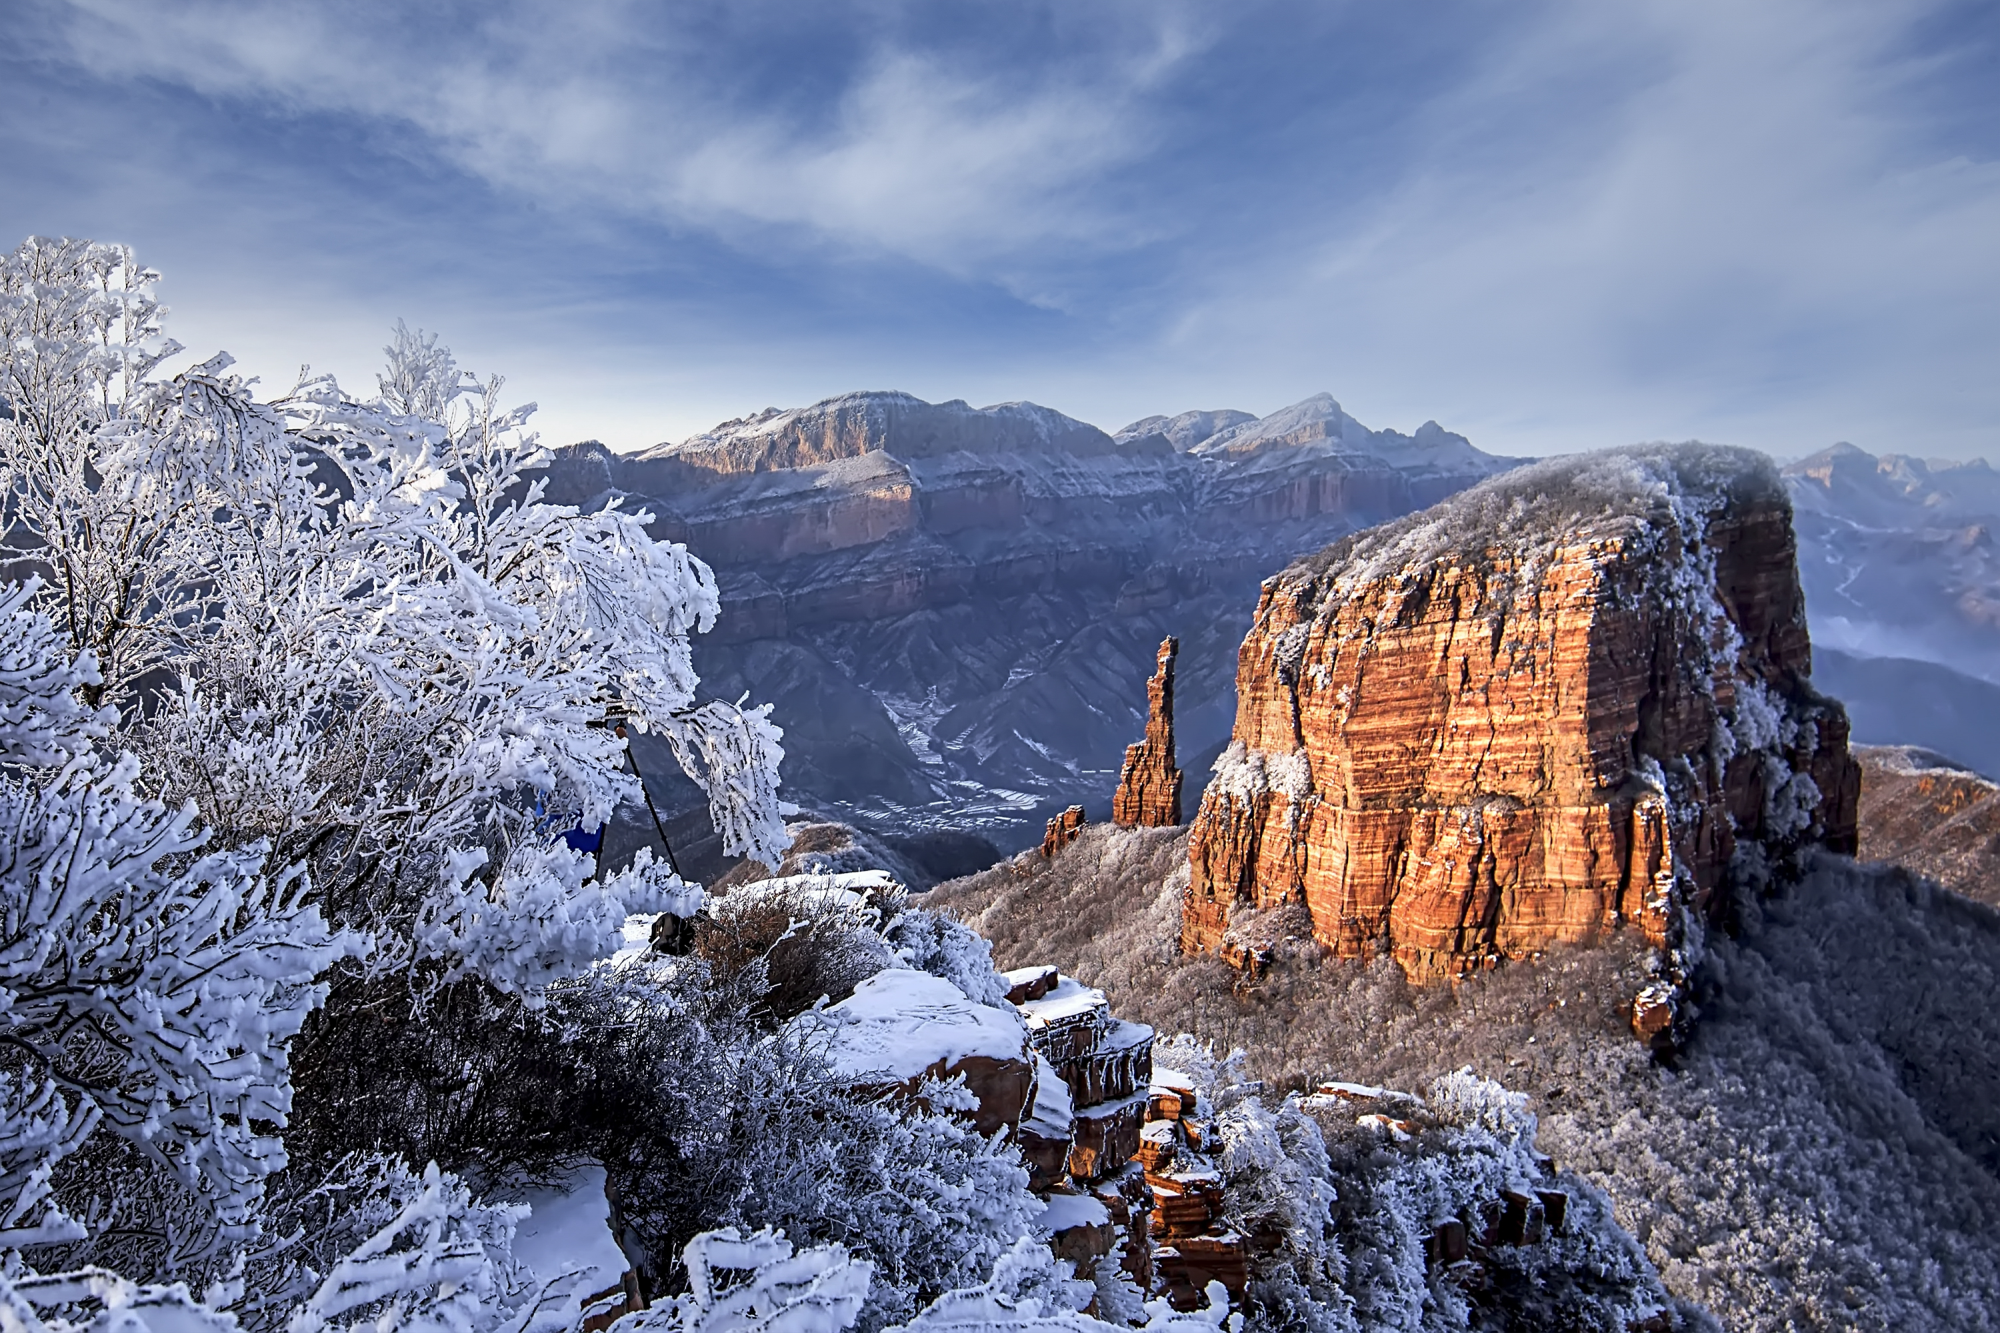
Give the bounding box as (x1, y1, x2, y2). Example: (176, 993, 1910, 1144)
(1183, 444, 1860, 1021)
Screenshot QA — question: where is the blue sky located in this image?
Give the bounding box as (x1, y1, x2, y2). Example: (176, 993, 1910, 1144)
(4, 0, 1997, 458)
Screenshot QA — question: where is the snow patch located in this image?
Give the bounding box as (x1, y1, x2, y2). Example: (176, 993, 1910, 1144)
(806, 969, 1030, 1083)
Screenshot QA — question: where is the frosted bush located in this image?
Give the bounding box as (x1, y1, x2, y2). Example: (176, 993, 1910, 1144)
(1424, 1070, 1531, 1148)
(1, 239, 789, 1007)
(614, 1228, 873, 1333)
(885, 907, 1010, 1007)
(1207, 744, 1314, 804)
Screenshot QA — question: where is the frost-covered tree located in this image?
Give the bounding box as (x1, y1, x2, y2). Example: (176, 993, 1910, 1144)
(0, 576, 361, 1267)
(1, 239, 787, 1008)
(0, 234, 801, 1326)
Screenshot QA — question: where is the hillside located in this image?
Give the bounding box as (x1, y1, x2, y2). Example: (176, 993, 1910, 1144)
(928, 827, 2000, 1332)
(1855, 745, 2000, 905)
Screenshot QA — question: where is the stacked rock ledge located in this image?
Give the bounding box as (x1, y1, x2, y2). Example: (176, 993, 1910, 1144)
(1182, 444, 1861, 1043)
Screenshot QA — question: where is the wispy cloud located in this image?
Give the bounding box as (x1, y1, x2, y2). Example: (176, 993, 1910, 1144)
(1132, 0, 2000, 455)
(44, 0, 1200, 269)
(4, 0, 1996, 457)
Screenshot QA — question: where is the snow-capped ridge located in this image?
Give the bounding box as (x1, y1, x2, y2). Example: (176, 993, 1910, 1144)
(1113, 408, 1257, 453)
(638, 390, 1120, 477)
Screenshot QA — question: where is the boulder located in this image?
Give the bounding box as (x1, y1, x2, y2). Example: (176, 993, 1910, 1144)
(806, 969, 1034, 1137)
(1004, 964, 1060, 1005)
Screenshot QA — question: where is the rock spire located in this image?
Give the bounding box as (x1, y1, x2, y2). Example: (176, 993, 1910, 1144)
(1114, 638, 1185, 827)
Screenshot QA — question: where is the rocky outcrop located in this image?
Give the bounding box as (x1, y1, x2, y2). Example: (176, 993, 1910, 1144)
(1043, 805, 1087, 858)
(1139, 1066, 1249, 1310)
(546, 390, 1515, 849)
(1855, 745, 2000, 906)
(1003, 966, 1161, 1302)
(1114, 638, 1184, 827)
(812, 969, 1036, 1137)
(1183, 445, 1861, 1014)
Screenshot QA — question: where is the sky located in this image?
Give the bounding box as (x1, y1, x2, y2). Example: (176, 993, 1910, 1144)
(3, 0, 1997, 459)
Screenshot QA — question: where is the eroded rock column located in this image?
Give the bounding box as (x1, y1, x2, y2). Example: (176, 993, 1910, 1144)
(1114, 637, 1184, 827)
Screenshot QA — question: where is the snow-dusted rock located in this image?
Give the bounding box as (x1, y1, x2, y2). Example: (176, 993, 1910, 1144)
(808, 969, 1036, 1136)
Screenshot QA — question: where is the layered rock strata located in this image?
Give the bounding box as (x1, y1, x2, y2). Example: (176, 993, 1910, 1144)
(1114, 638, 1184, 827)
(1183, 445, 1861, 1012)
(1042, 805, 1087, 858)
(1138, 1066, 1249, 1309)
(1002, 966, 1161, 1303)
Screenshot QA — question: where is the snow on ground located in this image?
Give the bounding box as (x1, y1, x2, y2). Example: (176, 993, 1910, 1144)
(507, 1162, 628, 1297)
(1038, 1193, 1110, 1233)
(1018, 976, 1109, 1026)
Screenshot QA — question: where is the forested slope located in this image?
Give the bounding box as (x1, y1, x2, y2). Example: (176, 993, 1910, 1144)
(931, 828, 2000, 1331)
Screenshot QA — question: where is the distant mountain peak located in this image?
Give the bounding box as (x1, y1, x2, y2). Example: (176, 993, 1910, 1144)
(1113, 408, 1257, 452)
(632, 390, 1114, 477)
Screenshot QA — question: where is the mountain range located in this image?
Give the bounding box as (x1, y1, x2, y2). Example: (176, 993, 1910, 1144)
(549, 395, 2000, 868)
(1785, 443, 2000, 775)
(545, 390, 1516, 856)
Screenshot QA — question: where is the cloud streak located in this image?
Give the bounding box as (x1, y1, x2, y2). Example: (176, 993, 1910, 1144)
(3, 0, 1996, 457)
(46, 0, 1199, 269)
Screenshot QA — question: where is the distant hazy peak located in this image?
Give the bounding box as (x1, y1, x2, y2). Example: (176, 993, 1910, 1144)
(1192, 392, 1361, 454)
(633, 389, 1115, 477)
(1785, 439, 2000, 519)
(1113, 408, 1256, 452)
(1185, 393, 1484, 471)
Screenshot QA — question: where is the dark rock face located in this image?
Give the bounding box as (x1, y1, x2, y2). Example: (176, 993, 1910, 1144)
(1183, 445, 1860, 1007)
(1113, 637, 1183, 827)
(545, 391, 1515, 849)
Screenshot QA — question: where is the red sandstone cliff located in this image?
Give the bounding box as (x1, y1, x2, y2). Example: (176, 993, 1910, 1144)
(1183, 445, 1861, 1017)
(1114, 638, 1184, 827)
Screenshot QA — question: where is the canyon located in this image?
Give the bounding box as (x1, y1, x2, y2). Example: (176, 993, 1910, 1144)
(1180, 445, 1861, 1006)
(545, 391, 1514, 853)
(1786, 443, 2000, 777)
